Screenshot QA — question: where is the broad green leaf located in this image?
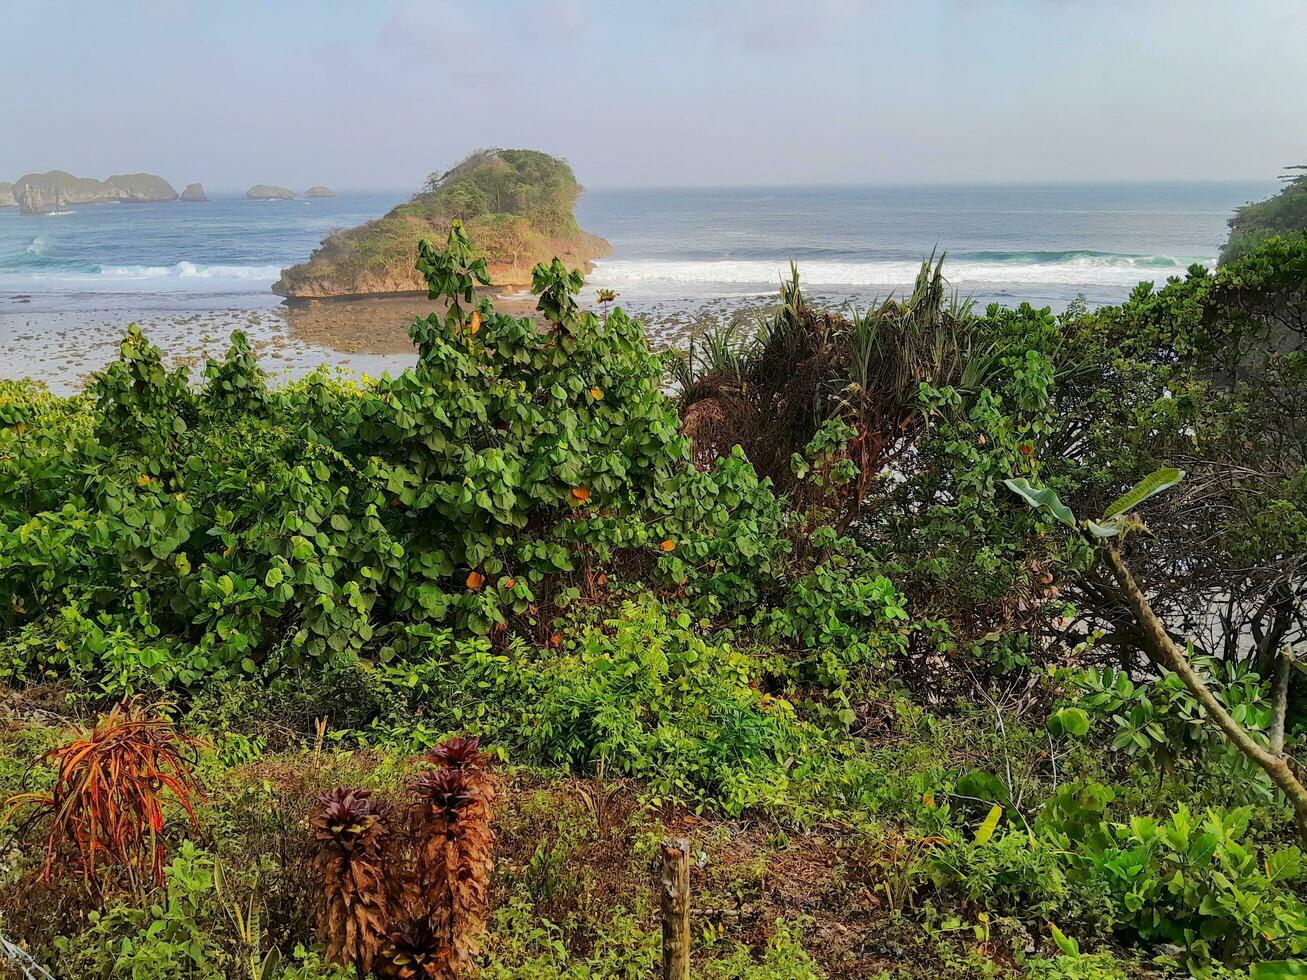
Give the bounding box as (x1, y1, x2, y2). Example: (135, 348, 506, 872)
(1049, 706, 1091, 737)
(1102, 467, 1184, 520)
(1002, 478, 1075, 527)
(1084, 518, 1124, 538)
(1049, 923, 1080, 957)
(1266, 847, 1303, 883)
(974, 803, 1003, 845)
(1252, 962, 1307, 979)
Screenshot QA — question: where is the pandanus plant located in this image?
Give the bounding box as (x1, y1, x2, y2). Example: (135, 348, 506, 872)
(407, 737, 497, 978)
(309, 787, 392, 975)
(313, 737, 497, 979)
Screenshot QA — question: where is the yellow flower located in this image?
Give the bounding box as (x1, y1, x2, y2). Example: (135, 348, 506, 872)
(660, 539, 676, 552)
(589, 387, 603, 399)
(137, 474, 152, 487)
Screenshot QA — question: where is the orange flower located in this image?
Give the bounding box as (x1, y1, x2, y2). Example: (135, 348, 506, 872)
(505, 578, 517, 590)
(589, 387, 603, 399)
(468, 311, 482, 335)
(597, 573, 608, 586)
(466, 570, 485, 590)
(548, 633, 562, 648)
(1020, 443, 1034, 455)
(570, 487, 591, 504)
(660, 539, 676, 552)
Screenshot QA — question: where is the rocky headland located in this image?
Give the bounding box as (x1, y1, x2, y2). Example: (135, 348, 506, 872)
(12, 171, 178, 214)
(273, 148, 610, 299)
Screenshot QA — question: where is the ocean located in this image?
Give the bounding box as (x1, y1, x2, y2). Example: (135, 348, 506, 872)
(0, 182, 1274, 391)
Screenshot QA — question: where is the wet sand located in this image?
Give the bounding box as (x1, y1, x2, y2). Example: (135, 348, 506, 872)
(0, 288, 837, 395)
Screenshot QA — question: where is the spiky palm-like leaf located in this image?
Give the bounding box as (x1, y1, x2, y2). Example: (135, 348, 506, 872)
(410, 758, 496, 977)
(310, 787, 392, 974)
(381, 918, 449, 980)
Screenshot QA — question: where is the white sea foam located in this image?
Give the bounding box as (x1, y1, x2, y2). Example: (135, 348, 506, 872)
(96, 261, 283, 281)
(587, 253, 1215, 299)
(4, 260, 285, 293)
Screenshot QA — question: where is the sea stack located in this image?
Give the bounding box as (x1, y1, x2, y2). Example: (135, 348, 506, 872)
(246, 184, 296, 200)
(180, 182, 208, 202)
(304, 185, 336, 198)
(0, 182, 14, 207)
(274, 148, 611, 298)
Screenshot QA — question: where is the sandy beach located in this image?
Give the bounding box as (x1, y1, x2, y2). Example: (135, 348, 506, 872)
(0, 288, 784, 394)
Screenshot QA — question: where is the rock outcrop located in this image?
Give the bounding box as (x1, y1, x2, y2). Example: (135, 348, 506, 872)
(304, 186, 336, 198)
(274, 149, 611, 298)
(247, 184, 296, 200)
(180, 182, 208, 202)
(0, 182, 14, 207)
(13, 171, 178, 214)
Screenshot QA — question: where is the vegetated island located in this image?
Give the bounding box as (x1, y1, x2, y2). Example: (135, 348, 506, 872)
(273, 148, 610, 299)
(304, 185, 336, 198)
(10, 170, 178, 214)
(247, 184, 297, 200)
(1222, 164, 1307, 262)
(180, 182, 208, 202)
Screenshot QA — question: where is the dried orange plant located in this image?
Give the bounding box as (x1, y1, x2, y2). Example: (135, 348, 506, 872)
(311, 736, 497, 980)
(3, 701, 202, 894)
(309, 787, 393, 975)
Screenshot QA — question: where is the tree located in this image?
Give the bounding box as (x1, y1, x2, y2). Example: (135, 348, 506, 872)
(1005, 470, 1307, 843)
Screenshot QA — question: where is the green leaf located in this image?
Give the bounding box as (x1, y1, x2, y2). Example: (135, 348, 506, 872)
(1102, 467, 1184, 520)
(974, 803, 1003, 845)
(1002, 478, 1075, 527)
(1084, 518, 1124, 538)
(1265, 847, 1302, 883)
(1049, 706, 1091, 737)
(1049, 922, 1080, 957)
(1252, 962, 1307, 979)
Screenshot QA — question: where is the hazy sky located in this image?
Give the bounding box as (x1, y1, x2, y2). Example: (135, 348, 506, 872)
(4, 0, 1305, 191)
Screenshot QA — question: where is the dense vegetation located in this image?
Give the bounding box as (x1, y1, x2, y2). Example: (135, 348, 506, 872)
(1223, 167, 1307, 262)
(1, 218, 1306, 978)
(273, 150, 609, 298)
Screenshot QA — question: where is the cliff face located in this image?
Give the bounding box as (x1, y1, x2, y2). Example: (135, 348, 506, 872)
(1222, 171, 1307, 263)
(274, 149, 611, 299)
(181, 182, 208, 202)
(0, 182, 14, 207)
(247, 184, 296, 200)
(13, 170, 177, 213)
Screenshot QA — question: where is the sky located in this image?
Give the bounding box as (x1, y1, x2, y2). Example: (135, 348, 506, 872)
(3, 0, 1305, 191)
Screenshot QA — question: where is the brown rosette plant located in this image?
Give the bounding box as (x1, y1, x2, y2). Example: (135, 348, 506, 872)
(406, 737, 497, 978)
(309, 787, 392, 975)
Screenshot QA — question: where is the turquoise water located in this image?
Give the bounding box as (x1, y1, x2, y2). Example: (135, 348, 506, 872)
(0, 181, 1275, 320)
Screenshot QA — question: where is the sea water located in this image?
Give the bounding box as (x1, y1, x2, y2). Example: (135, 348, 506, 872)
(0, 181, 1276, 388)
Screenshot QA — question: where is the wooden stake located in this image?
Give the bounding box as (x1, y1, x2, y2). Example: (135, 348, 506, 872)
(661, 838, 690, 980)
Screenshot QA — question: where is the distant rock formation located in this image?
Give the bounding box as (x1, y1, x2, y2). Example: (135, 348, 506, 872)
(247, 184, 296, 200)
(0, 182, 14, 207)
(12, 171, 178, 214)
(180, 182, 208, 202)
(304, 185, 336, 198)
